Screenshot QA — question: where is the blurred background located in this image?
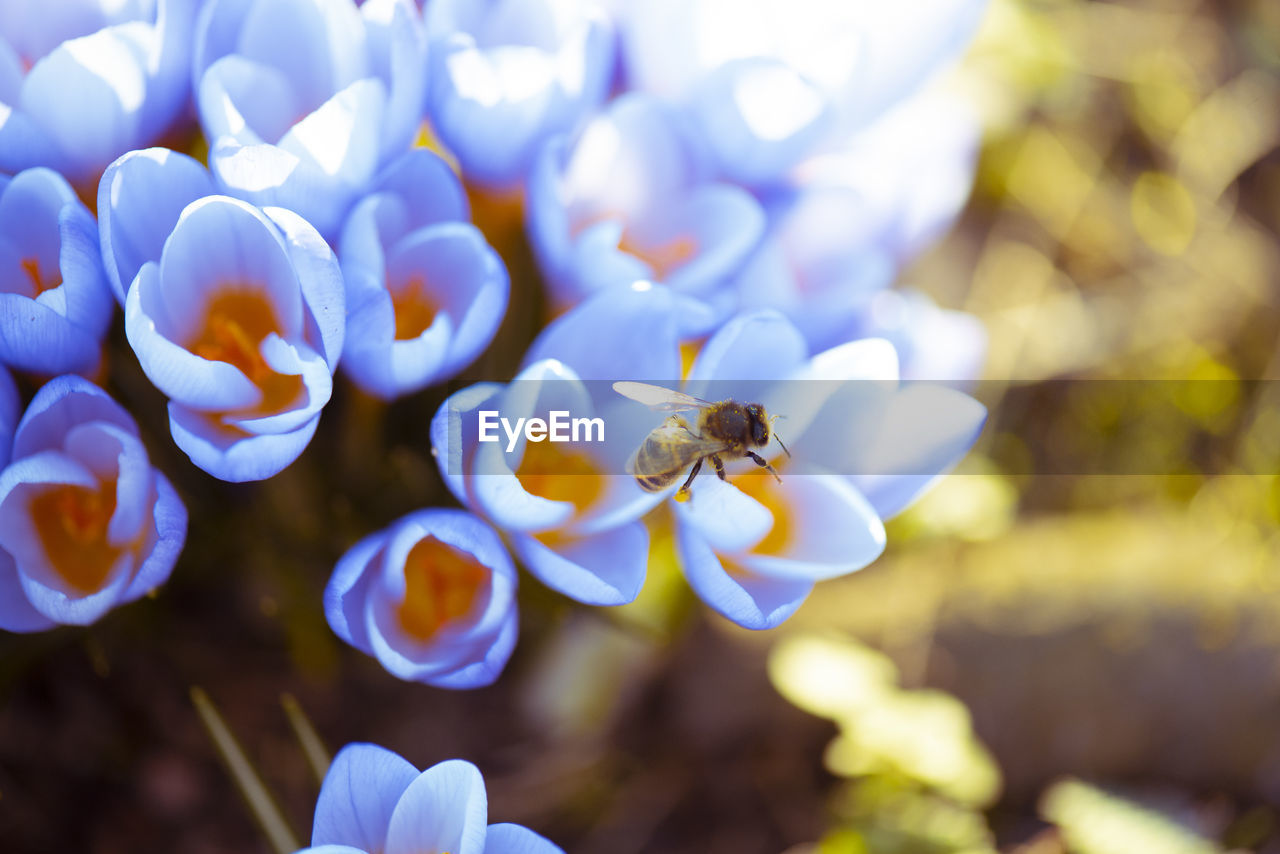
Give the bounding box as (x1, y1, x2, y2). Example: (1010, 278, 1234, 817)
(3, 0, 1280, 852)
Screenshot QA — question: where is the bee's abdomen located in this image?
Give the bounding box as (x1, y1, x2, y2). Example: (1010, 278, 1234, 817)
(632, 436, 684, 492)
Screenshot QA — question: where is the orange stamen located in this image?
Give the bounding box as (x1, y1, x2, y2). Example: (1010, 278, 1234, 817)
(188, 290, 305, 417)
(30, 482, 121, 595)
(398, 537, 489, 641)
(19, 256, 62, 297)
(391, 276, 439, 341)
(619, 231, 698, 279)
(516, 441, 604, 512)
(732, 471, 792, 555)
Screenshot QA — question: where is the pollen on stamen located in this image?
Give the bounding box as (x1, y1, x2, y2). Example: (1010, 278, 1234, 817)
(30, 482, 121, 595)
(398, 537, 489, 641)
(188, 289, 305, 416)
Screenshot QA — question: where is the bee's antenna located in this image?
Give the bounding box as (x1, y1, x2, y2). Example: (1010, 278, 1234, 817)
(774, 432, 791, 458)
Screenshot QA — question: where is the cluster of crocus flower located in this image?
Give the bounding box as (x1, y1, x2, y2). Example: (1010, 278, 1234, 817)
(1, 0, 991, 848)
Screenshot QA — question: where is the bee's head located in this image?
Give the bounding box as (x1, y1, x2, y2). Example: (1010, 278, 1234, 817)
(745, 403, 770, 446)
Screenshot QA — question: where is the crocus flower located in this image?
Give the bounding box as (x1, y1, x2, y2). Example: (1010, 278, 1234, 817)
(424, 0, 615, 188)
(325, 508, 518, 689)
(0, 375, 187, 632)
(641, 311, 985, 629)
(731, 88, 982, 354)
(192, 0, 428, 237)
(298, 742, 563, 854)
(0, 0, 196, 190)
(432, 358, 660, 606)
(102, 148, 345, 482)
(526, 93, 764, 333)
(0, 168, 113, 376)
(338, 149, 509, 399)
(615, 0, 987, 185)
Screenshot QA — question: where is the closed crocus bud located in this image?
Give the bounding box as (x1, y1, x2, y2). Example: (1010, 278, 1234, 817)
(102, 148, 346, 482)
(0, 375, 187, 632)
(193, 0, 428, 238)
(298, 743, 564, 854)
(0, 168, 113, 376)
(325, 509, 519, 689)
(0, 0, 196, 190)
(338, 150, 509, 400)
(424, 0, 615, 189)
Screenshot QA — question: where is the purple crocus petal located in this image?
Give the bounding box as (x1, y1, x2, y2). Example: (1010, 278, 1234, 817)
(0, 105, 65, 177)
(524, 281, 682, 381)
(485, 822, 566, 854)
(732, 475, 886, 581)
(197, 54, 296, 145)
(57, 423, 147, 545)
(0, 39, 24, 103)
(0, 550, 56, 632)
(323, 527, 387, 648)
(426, 0, 615, 188)
(312, 742, 419, 852)
(369, 147, 471, 230)
(125, 264, 262, 411)
(57, 203, 113, 336)
(431, 383, 503, 505)
(120, 472, 186, 601)
(511, 521, 648, 606)
(98, 148, 218, 305)
(673, 476, 773, 554)
(225, 335, 332, 436)
(0, 366, 18, 469)
(167, 403, 321, 482)
(685, 310, 808, 401)
(851, 289, 987, 384)
(0, 293, 101, 374)
(361, 0, 428, 163)
(263, 206, 346, 370)
(158, 197, 305, 344)
(841, 383, 987, 519)
(11, 374, 136, 459)
(686, 56, 832, 186)
(833, 0, 988, 128)
(385, 761, 488, 854)
(413, 616, 518, 690)
(676, 521, 813, 630)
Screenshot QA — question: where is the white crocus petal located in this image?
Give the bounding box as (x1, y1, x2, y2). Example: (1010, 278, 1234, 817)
(675, 475, 773, 554)
(734, 474, 885, 581)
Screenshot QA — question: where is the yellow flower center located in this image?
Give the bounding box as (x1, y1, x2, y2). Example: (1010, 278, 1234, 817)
(619, 230, 698, 279)
(19, 256, 61, 297)
(188, 290, 305, 417)
(731, 470, 792, 555)
(515, 441, 604, 512)
(30, 481, 121, 595)
(398, 537, 489, 641)
(390, 275, 439, 341)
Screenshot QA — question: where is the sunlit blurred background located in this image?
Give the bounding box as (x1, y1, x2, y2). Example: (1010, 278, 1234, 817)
(4, 1, 1280, 852)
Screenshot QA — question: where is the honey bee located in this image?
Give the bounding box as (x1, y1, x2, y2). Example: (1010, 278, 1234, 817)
(613, 381, 790, 501)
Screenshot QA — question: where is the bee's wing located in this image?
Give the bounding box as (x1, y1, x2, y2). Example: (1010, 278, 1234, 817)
(625, 420, 730, 477)
(612, 381, 713, 412)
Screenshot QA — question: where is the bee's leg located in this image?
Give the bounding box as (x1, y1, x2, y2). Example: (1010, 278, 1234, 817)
(675, 458, 704, 503)
(709, 454, 727, 481)
(746, 451, 783, 484)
